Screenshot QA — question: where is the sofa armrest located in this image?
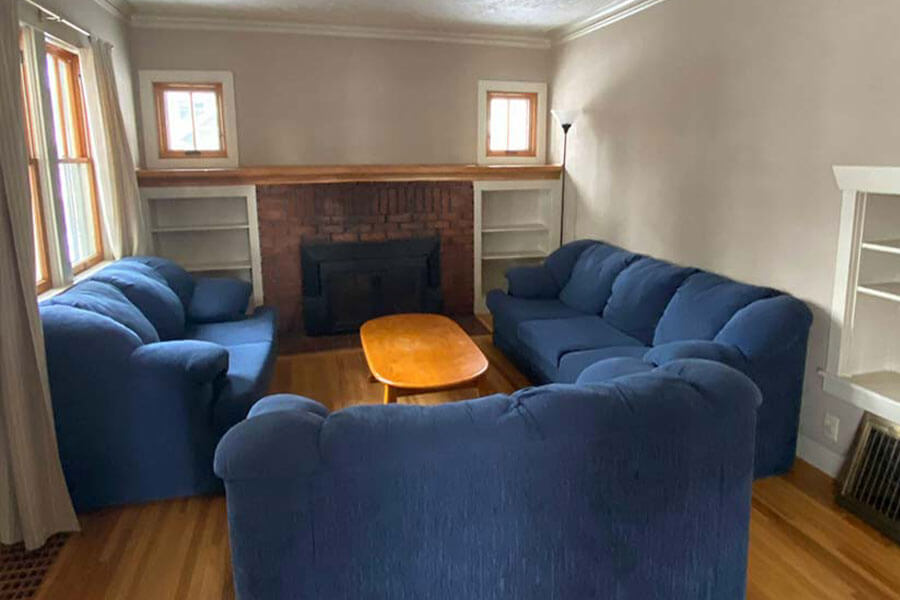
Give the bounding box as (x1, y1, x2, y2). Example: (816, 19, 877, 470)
(131, 340, 229, 384)
(714, 296, 813, 360)
(188, 277, 252, 323)
(506, 265, 560, 299)
(645, 340, 748, 371)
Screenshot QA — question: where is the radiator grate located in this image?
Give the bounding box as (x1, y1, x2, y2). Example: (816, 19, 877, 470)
(837, 411, 900, 543)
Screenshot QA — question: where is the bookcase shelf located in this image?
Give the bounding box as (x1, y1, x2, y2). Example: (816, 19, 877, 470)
(140, 185, 263, 307)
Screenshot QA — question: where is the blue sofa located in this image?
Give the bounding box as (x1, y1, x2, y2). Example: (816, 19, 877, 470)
(487, 240, 813, 478)
(215, 359, 760, 600)
(39, 256, 277, 511)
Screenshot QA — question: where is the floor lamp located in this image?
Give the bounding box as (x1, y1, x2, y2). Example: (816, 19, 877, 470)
(551, 109, 578, 248)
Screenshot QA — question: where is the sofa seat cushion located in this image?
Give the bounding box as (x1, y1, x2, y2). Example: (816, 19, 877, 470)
(517, 316, 645, 382)
(558, 244, 640, 314)
(486, 290, 584, 344)
(46, 281, 159, 344)
(189, 277, 252, 323)
(214, 342, 278, 433)
(602, 258, 696, 344)
(187, 308, 276, 347)
(91, 266, 186, 340)
(557, 346, 650, 383)
(653, 272, 776, 345)
(119, 256, 195, 309)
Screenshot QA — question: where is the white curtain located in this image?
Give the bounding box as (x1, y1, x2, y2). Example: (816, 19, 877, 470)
(82, 39, 147, 258)
(0, 0, 79, 550)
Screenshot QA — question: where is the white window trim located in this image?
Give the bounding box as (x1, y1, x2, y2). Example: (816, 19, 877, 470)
(477, 80, 547, 166)
(139, 70, 239, 169)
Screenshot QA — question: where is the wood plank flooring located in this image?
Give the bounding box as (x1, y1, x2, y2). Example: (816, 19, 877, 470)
(36, 336, 900, 599)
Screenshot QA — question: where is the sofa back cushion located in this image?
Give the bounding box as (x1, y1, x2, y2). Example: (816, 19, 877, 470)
(602, 258, 695, 344)
(558, 244, 640, 314)
(653, 272, 776, 345)
(119, 256, 195, 309)
(91, 266, 186, 340)
(46, 281, 160, 344)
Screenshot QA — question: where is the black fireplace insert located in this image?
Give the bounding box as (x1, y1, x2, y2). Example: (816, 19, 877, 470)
(301, 238, 442, 335)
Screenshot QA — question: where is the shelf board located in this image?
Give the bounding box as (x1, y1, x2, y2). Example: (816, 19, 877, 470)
(481, 223, 549, 234)
(820, 369, 900, 425)
(861, 239, 900, 256)
(151, 224, 250, 233)
(857, 282, 900, 303)
(482, 251, 548, 261)
(183, 262, 252, 273)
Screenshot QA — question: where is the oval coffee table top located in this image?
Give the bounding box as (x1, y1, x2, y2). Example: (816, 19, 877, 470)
(360, 313, 489, 390)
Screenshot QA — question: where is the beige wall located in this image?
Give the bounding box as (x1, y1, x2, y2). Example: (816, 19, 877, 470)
(19, 0, 138, 158)
(550, 0, 900, 464)
(129, 28, 551, 167)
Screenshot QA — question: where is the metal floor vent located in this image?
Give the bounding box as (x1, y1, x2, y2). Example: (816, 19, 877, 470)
(838, 412, 900, 543)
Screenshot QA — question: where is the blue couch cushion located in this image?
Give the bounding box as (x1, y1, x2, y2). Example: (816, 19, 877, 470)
(214, 342, 278, 433)
(518, 316, 645, 381)
(485, 290, 584, 344)
(187, 307, 276, 346)
(188, 277, 252, 323)
(558, 245, 641, 314)
(602, 258, 695, 344)
(544, 239, 598, 287)
(46, 281, 159, 344)
(557, 346, 649, 383)
(654, 272, 776, 345)
(91, 266, 186, 340)
(119, 256, 196, 309)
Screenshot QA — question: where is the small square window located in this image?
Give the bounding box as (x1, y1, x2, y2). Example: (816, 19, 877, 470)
(486, 92, 538, 157)
(153, 82, 226, 159)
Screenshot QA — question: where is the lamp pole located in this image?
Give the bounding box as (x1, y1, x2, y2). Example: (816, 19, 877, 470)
(559, 122, 571, 248)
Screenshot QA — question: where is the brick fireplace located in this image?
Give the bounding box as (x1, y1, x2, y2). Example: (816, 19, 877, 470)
(257, 181, 474, 334)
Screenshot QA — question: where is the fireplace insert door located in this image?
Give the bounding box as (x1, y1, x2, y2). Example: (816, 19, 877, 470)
(302, 238, 442, 335)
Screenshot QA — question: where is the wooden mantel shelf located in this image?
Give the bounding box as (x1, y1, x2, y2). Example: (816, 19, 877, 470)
(136, 164, 563, 187)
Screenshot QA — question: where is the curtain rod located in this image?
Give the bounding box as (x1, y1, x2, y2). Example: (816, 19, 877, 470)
(22, 0, 91, 39)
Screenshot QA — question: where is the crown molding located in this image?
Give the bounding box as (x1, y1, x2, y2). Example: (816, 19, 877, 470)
(130, 14, 552, 49)
(92, 0, 132, 21)
(553, 0, 670, 44)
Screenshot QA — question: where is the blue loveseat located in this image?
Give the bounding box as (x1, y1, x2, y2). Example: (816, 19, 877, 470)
(39, 257, 277, 511)
(215, 359, 760, 600)
(487, 240, 813, 477)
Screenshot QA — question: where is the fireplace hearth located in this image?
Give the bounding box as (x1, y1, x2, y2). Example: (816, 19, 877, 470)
(301, 238, 442, 335)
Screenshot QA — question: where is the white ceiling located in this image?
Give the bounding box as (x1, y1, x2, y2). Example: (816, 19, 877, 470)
(125, 0, 626, 36)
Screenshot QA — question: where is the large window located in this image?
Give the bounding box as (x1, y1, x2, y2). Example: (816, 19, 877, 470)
(45, 43, 103, 273)
(19, 34, 50, 292)
(477, 80, 547, 165)
(153, 82, 226, 159)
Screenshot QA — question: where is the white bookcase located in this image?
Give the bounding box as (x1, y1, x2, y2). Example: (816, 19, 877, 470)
(473, 179, 561, 313)
(823, 166, 900, 424)
(141, 185, 264, 307)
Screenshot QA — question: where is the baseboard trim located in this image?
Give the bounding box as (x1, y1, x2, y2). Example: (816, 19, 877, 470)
(796, 434, 845, 478)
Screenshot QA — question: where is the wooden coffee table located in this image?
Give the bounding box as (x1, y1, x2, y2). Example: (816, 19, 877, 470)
(360, 313, 490, 404)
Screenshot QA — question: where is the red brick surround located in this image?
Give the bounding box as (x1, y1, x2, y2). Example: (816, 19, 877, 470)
(257, 182, 474, 333)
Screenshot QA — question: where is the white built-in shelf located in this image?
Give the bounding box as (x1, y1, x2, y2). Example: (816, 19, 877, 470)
(861, 239, 900, 255)
(151, 224, 250, 233)
(482, 251, 549, 261)
(857, 282, 900, 303)
(481, 223, 549, 234)
(183, 261, 253, 273)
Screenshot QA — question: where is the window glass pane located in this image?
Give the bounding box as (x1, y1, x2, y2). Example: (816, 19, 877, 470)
(29, 164, 46, 283)
(57, 59, 78, 156)
(489, 97, 509, 152)
(507, 98, 530, 151)
(46, 55, 66, 157)
(58, 162, 96, 265)
(191, 91, 221, 151)
(164, 91, 195, 151)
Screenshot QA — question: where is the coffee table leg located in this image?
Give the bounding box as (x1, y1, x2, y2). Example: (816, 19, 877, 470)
(383, 385, 398, 404)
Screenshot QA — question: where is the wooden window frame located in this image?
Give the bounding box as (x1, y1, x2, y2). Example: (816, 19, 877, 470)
(153, 82, 228, 159)
(485, 91, 539, 158)
(46, 43, 104, 275)
(20, 32, 51, 293)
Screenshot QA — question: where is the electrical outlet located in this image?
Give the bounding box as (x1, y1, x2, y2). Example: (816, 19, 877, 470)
(824, 413, 840, 444)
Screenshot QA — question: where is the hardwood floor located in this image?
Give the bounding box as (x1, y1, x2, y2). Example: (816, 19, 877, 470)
(36, 336, 900, 599)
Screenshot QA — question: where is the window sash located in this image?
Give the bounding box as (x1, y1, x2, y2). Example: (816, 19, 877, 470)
(153, 82, 227, 159)
(485, 91, 538, 158)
